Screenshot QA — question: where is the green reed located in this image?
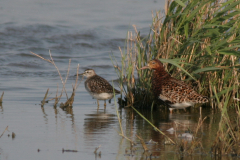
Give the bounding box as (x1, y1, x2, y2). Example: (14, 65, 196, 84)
(113, 0, 240, 109)
(110, 0, 240, 157)
(210, 85, 240, 155)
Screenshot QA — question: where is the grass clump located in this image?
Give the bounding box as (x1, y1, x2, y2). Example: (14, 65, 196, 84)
(114, 0, 240, 109)
(31, 51, 82, 109)
(111, 0, 240, 158)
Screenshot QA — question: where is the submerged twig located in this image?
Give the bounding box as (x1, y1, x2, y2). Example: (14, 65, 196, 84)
(41, 88, 49, 107)
(54, 84, 59, 107)
(136, 134, 149, 152)
(93, 145, 101, 154)
(60, 64, 81, 109)
(0, 91, 4, 103)
(62, 148, 78, 153)
(0, 126, 9, 138)
(60, 88, 75, 108)
(118, 131, 136, 146)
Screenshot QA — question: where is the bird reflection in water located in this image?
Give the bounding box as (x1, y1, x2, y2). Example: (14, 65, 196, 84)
(84, 109, 116, 139)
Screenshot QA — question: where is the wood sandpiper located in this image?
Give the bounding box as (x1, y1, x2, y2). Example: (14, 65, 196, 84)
(80, 69, 120, 109)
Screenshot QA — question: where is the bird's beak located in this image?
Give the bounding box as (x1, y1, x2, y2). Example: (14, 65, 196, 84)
(139, 65, 149, 70)
(75, 73, 85, 76)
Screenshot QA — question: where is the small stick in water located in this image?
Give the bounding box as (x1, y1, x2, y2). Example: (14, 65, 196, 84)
(41, 88, 49, 107)
(136, 134, 149, 152)
(62, 148, 78, 153)
(0, 126, 9, 138)
(0, 91, 4, 103)
(93, 145, 101, 154)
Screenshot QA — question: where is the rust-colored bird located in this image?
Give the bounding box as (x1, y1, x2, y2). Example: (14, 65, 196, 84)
(140, 59, 208, 113)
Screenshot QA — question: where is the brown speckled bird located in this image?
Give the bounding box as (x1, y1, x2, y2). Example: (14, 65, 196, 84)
(80, 69, 120, 108)
(140, 59, 208, 113)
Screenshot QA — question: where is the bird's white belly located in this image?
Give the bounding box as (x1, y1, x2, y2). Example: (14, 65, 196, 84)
(159, 94, 194, 109)
(89, 92, 114, 100)
(169, 102, 194, 109)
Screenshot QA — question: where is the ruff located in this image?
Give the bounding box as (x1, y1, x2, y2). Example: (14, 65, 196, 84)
(140, 59, 208, 113)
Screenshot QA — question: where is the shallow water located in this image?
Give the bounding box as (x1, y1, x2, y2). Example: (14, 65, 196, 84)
(0, 0, 233, 160)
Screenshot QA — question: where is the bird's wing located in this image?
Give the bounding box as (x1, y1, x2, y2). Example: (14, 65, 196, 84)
(87, 75, 117, 93)
(160, 79, 200, 104)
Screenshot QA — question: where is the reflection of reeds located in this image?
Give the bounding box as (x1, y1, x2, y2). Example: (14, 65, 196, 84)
(60, 64, 81, 108)
(31, 51, 82, 107)
(112, 81, 136, 145)
(93, 145, 101, 154)
(175, 116, 207, 155)
(211, 88, 240, 156)
(132, 106, 175, 144)
(41, 88, 49, 107)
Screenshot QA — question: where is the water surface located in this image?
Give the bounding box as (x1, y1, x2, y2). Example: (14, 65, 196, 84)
(0, 0, 224, 160)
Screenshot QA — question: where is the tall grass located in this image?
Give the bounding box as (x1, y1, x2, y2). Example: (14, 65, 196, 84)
(110, 0, 240, 157)
(114, 0, 240, 109)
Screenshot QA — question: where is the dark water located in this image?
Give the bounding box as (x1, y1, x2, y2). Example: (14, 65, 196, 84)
(0, 0, 225, 160)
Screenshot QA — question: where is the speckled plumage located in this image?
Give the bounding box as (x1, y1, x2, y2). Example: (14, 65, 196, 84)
(81, 69, 120, 108)
(140, 59, 208, 112)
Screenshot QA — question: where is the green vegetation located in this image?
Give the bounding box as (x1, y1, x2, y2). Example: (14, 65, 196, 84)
(113, 0, 240, 109)
(111, 0, 240, 157)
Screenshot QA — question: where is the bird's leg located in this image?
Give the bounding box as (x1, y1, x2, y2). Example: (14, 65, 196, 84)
(169, 108, 173, 114)
(104, 100, 106, 110)
(97, 100, 100, 109)
(109, 99, 111, 104)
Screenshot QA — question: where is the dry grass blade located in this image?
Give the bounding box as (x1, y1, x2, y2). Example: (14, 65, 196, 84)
(31, 51, 82, 107)
(60, 64, 81, 109)
(30, 51, 52, 63)
(30, 51, 68, 99)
